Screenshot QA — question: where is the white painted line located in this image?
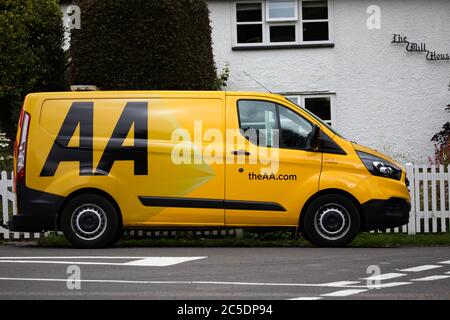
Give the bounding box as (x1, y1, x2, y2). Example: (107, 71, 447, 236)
(321, 281, 361, 287)
(438, 260, 450, 264)
(124, 257, 206, 267)
(399, 265, 442, 272)
(0, 256, 172, 259)
(321, 289, 368, 297)
(0, 260, 127, 266)
(374, 282, 412, 288)
(411, 275, 450, 281)
(0, 257, 207, 267)
(360, 273, 406, 281)
(288, 297, 323, 300)
(0, 277, 404, 289)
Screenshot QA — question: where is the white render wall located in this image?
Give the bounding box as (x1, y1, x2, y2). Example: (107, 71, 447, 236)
(208, 0, 450, 164)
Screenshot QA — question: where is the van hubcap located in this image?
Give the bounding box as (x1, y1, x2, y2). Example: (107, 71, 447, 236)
(71, 204, 107, 241)
(314, 204, 351, 240)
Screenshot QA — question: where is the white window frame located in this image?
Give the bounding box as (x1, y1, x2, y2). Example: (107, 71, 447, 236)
(235, 1, 265, 44)
(301, 0, 331, 44)
(284, 94, 336, 127)
(266, 0, 298, 22)
(232, 0, 334, 47)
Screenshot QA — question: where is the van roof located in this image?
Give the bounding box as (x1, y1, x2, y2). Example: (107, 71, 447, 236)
(26, 90, 286, 101)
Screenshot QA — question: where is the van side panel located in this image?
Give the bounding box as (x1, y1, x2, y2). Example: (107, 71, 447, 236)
(24, 94, 225, 228)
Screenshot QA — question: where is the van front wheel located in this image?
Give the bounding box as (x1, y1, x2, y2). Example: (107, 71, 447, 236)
(61, 194, 120, 248)
(303, 194, 360, 247)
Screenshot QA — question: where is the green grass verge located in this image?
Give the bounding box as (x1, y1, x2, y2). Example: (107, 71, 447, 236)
(31, 232, 450, 248)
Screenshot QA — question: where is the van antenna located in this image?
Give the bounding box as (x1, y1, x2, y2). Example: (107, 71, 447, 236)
(242, 71, 273, 93)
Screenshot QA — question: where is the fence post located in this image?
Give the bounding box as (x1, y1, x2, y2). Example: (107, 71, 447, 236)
(439, 165, 446, 232)
(0, 171, 9, 239)
(430, 165, 438, 232)
(405, 164, 416, 235)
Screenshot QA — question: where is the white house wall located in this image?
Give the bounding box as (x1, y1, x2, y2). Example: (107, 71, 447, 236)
(208, 0, 450, 164)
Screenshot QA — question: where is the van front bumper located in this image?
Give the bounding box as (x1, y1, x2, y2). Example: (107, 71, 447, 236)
(361, 197, 410, 231)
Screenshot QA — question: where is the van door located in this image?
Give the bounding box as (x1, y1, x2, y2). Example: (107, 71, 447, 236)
(225, 96, 322, 227)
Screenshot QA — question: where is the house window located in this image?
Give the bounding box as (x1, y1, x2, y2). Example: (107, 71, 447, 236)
(285, 94, 334, 126)
(270, 25, 296, 42)
(302, 0, 329, 41)
(233, 0, 332, 47)
(236, 3, 264, 43)
(266, 0, 298, 21)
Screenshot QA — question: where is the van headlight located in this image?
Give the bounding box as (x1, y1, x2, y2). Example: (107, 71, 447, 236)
(356, 151, 402, 181)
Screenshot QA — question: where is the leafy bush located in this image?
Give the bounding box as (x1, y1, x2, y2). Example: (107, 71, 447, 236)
(430, 101, 450, 166)
(0, 132, 13, 171)
(69, 0, 218, 90)
(0, 0, 66, 141)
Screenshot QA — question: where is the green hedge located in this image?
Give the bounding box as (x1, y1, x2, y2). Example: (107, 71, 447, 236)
(0, 0, 65, 140)
(70, 0, 218, 90)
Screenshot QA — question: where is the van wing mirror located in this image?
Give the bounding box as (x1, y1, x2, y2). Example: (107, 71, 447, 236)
(307, 126, 347, 155)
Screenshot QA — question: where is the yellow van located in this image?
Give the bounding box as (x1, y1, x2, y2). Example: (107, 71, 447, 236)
(10, 91, 410, 248)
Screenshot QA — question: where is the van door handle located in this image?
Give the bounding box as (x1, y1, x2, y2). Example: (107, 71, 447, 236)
(231, 150, 251, 156)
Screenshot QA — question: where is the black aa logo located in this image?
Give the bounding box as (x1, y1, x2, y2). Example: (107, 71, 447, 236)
(40, 102, 148, 177)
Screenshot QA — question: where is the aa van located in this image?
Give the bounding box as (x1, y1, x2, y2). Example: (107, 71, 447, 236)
(10, 91, 410, 248)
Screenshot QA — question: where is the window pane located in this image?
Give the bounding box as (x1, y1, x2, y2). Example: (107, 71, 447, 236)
(237, 3, 262, 22)
(286, 96, 300, 104)
(238, 100, 277, 146)
(304, 97, 331, 121)
(279, 106, 313, 150)
(303, 22, 329, 41)
(302, 1, 328, 20)
(268, 0, 296, 19)
(237, 24, 263, 43)
(270, 25, 296, 42)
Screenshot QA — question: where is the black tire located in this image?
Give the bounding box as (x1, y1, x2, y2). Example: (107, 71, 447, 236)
(303, 194, 360, 247)
(60, 194, 121, 249)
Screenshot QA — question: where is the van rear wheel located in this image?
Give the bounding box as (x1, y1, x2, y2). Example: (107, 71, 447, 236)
(303, 194, 360, 247)
(61, 194, 121, 248)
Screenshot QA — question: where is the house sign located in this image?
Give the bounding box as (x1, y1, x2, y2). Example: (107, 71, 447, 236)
(391, 34, 449, 61)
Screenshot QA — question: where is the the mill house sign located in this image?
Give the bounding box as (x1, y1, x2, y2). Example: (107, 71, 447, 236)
(391, 34, 449, 61)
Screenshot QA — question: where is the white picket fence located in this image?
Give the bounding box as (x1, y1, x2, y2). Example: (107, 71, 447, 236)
(0, 171, 41, 240)
(0, 164, 449, 239)
(405, 163, 450, 234)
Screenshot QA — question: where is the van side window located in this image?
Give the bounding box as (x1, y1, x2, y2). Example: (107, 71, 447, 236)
(238, 100, 277, 147)
(278, 105, 313, 150)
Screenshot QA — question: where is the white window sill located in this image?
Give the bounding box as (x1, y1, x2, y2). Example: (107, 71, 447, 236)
(232, 43, 334, 50)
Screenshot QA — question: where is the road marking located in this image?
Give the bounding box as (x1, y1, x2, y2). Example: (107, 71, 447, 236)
(0, 256, 183, 259)
(124, 257, 206, 267)
(321, 289, 368, 297)
(288, 297, 323, 300)
(411, 275, 450, 281)
(360, 273, 406, 281)
(0, 277, 409, 289)
(438, 260, 450, 264)
(374, 282, 412, 288)
(0, 257, 207, 267)
(399, 265, 442, 272)
(321, 281, 361, 287)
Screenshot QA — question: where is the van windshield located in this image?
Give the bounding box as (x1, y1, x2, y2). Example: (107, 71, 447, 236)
(284, 98, 346, 140)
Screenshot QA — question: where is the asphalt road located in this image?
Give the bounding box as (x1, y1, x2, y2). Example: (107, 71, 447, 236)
(0, 244, 449, 300)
